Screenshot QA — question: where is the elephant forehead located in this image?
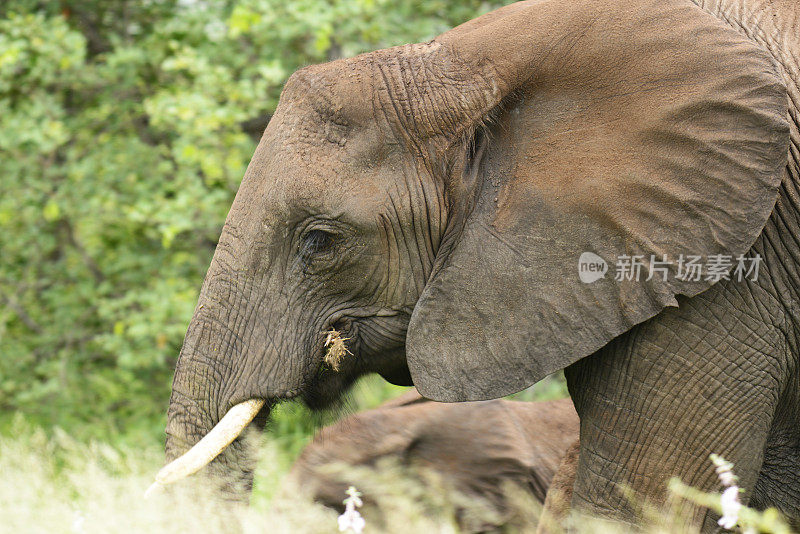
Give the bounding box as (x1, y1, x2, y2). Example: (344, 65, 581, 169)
(232, 102, 400, 234)
(234, 136, 335, 212)
(234, 149, 386, 237)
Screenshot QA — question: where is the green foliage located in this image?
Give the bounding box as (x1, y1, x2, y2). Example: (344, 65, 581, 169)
(0, 0, 505, 444)
(508, 372, 568, 402)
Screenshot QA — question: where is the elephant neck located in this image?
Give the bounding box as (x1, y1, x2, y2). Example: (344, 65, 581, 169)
(747, 176, 800, 332)
(694, 0, 800, 320)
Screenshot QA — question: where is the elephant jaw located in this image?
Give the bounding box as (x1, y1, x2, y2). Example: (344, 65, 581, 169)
(146, 398, 266, 498)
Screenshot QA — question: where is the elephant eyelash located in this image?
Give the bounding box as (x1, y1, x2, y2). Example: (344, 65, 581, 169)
(299, 229, 336, 257)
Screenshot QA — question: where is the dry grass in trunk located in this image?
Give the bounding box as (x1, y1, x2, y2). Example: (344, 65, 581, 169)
(323, 329, 352, 371)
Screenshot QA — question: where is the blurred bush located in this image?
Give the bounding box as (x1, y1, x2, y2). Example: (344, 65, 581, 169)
(0, 0, 503, 443)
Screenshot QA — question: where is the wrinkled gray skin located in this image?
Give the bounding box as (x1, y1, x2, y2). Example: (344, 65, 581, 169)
(285, 392, 578, 532)
(165, 0, 800, 529)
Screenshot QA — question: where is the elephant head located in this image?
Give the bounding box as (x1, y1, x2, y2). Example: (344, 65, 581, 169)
(159, 0, 789, 494)
(285, 393, 579, 531)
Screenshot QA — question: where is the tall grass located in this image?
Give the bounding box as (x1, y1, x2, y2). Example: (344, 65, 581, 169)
(2, 373, 791, 533)
(0, 419, 485, 533)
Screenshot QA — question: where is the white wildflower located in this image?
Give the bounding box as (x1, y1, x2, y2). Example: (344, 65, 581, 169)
(710, 453, 738, 487)
(343, 486, 363, 508)
(338, 508, 365, 534)
(718, 486, 742, 530)
(718, 470, 737, 487)
(338, 486, 365, 534)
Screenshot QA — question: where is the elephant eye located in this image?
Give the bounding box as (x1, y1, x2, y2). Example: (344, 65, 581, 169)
(300, 229, 335, 256)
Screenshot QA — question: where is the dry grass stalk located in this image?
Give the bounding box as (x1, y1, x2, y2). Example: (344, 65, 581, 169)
(323, 329, 352, 371)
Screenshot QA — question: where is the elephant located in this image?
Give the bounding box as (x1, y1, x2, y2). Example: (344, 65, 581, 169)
(283, 390, 579, 532)
(156, 0, 800, 530)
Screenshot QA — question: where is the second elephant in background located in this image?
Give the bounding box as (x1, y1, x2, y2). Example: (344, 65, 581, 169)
(284, 390, 579, 532)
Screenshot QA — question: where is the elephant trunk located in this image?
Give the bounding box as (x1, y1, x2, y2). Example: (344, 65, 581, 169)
(159, 313, 259, 498)
(159, 249, 294, 498)
(161, 309, 275, 499)
(149, 398, 266, 497)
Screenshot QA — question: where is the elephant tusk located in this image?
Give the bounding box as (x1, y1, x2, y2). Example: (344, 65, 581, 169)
(145, 398, 265, 498)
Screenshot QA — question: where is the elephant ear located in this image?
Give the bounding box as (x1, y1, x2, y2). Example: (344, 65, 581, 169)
(404, 0, 789, 401)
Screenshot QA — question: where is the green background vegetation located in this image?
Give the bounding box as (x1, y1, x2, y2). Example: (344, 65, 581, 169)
(0, 0, 567, 452)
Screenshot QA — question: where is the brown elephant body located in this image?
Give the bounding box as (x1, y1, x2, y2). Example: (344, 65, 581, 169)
(161, 0, 800, 530)
(285, 392, 579, 531)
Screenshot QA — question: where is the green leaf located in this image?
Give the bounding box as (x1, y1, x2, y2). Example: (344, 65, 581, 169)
(42, 200, 60, 221)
